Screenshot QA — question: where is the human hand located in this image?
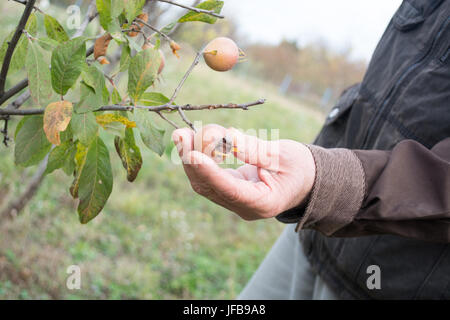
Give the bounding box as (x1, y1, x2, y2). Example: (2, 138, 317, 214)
(172, 124, 316, 220)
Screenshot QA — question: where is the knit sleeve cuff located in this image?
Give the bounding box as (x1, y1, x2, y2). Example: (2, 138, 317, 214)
(294, 145, 366, 235)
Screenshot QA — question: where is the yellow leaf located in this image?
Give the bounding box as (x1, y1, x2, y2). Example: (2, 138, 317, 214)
(43, 101, 73, 145)
(96, 114, 136, 129)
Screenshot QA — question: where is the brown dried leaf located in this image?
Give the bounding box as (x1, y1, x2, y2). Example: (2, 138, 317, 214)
(128, 13, 148, 37)
(170, 41, 181, 58)
(94, 33, 113, 60)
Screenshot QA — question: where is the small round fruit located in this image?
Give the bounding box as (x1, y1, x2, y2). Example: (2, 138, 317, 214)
(203, 37, 239, 72)
(194, 124, 228, 162)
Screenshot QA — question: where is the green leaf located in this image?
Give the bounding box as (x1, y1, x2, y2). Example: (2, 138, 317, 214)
(134, 109, 166, 156)
(102, 84, 110, 105)
(123, 0, 146, 23)
(178, 0, 224, 24)
(128, 48, 161, 102)
(26, 40, 52, 107)
(160, 22, 177, 34)
(14, 115, 52, 167)
(0, 13, 37, 75)
(81, 63, 105, 95)
(71, 111, 99, 146)
(110, 31, 126, 43)
(96, 0, 122, 32)
(62, 149, 77, 176)
(111, 0, 126, 18)
(75, 82, 103, 114)
(119, 44, 131, 73)
(165, 140, 176, 159)
(111, 88, 122, 104)
(60, 123, 73, 143)
(44, 14, 69, 43)
(15, 117, 27, 139)
(115, 128, 142, 182)
(96, 0, 112, 30)
(36, 37, 59, 51)
(70, 142, 88, 198)
(125, 36, 143, 53)
(45, 140, 76, 175)
(77, 136, 113, 224)
(139, 92, 171, 106)
(51, 37, 86, 95)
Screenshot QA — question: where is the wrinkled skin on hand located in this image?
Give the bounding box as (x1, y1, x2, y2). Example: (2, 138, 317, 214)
(172, 124, 316, 221)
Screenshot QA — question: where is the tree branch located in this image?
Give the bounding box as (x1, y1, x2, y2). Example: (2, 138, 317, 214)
(0, 156, 48, 220)
(0, 78, 28, 106)
(1, 116, 10, 146)
(9, 0, 43, 13)
(155, 0, 224, 19)
(73, 1, 98, 38)
(166, 49, 204, 131)
(135, 19, 174, 43)
(0, 0, 36, 96)
(156, 111, 180, 129)
(8, 90, 31, 110)
(0, 100, 266, 115)
(0, 91, 30, 121)
(169, 50, 203, 105)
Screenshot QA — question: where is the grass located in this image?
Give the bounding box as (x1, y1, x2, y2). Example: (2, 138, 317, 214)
(0, 45, 323, 299)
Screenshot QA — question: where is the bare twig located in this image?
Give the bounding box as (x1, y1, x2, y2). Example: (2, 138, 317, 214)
(166, 49, 204, 131)
(0, 91, 30, 120)
(156, 111, 180, 129)
(73, 1, 98, 38)
(1, 116, 10, 146)
(155, 0, 224, 19)
(9, 90, 31, 109)
(0, 100, 266, 115)
(0, 78, 28, 106)
(176, 106, 195, 131)
(0, 0, 36, 96)
(168, 51, 203, 105)
(158, 0, 202, 38)
(0, 90, 30, 142)
(135, 19, 173, 43)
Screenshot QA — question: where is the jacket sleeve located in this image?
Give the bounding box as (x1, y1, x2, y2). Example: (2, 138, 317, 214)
(284, 138, 450, 243)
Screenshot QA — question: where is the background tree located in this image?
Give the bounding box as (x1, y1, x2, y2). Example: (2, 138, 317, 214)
(0, 0, 264, 222)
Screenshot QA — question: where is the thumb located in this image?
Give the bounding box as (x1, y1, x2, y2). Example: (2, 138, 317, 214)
(226, 128, 280, 171)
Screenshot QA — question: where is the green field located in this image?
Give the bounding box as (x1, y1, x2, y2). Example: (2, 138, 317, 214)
(0, 52, 323, 299)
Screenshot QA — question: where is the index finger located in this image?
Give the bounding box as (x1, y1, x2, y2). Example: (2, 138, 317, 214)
(226, 128, 281, 171)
